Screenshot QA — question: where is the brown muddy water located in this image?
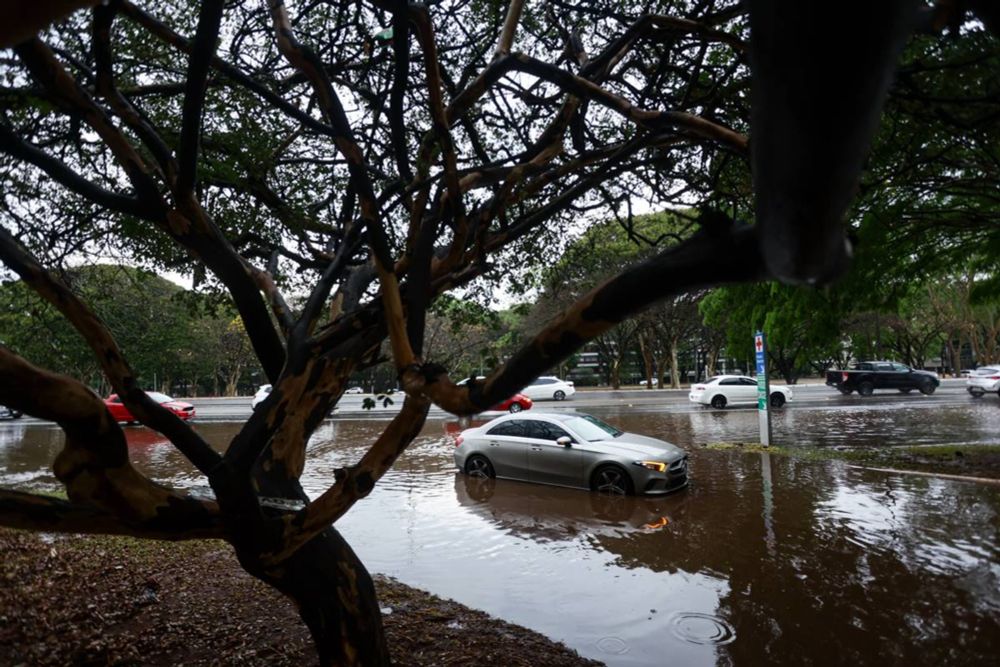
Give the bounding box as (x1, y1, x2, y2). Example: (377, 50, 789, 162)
(2, 407, 999, 665)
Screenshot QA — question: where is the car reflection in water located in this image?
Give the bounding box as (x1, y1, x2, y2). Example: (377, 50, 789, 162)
(453, 472, 679, 541)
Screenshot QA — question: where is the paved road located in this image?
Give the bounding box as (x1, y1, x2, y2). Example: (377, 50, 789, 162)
(3, 378, 976, 424)
(175, 377, 979, 421)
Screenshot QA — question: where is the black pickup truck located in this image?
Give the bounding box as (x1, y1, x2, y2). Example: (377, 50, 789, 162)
(825, 361, 940, 396)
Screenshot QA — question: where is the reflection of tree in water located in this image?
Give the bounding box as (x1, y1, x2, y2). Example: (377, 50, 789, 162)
(592, 452, 1000, 664)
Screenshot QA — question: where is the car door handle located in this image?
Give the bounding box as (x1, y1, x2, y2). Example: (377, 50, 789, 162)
(530, 446, 543, 451)
(489, 441, 501, 447)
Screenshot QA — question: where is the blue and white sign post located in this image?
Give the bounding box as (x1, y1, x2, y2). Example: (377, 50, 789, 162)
(755, 330, 772, 447)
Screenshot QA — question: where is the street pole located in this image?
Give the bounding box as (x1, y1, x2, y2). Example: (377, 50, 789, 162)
(755, 330, 772, 447)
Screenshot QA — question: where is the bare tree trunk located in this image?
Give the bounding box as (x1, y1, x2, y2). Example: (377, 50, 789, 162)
(639, 334, 654, 389)
(233, 527, 390, 666)
(610, 360, 621, 389)
(669, 339, 681, 389)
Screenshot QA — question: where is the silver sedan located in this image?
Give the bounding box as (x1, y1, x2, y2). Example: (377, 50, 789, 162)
(453, 412, 688, 495)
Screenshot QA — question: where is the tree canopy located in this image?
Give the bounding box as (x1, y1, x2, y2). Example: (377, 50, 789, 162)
(0, 1, 997, 664)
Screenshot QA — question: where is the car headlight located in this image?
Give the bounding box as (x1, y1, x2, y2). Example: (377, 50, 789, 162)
(633, 460, 666, 473)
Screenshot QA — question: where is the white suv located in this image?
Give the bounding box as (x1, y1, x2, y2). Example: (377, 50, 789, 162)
(967, 367, 1000, 397)
(521, 376, 575, 401)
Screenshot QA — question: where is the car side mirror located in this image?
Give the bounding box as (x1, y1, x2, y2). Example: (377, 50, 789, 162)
(557, 436, 573, 447)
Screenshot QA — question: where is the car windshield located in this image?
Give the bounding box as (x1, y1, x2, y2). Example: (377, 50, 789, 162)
(564, 415, 623, 441)
(146, 392, 174, 404)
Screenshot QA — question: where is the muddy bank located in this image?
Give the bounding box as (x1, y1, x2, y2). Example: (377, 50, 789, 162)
(0, 528, 599, 666)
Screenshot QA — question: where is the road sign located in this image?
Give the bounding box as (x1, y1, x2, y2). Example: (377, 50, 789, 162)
(755, 330, 772, 446)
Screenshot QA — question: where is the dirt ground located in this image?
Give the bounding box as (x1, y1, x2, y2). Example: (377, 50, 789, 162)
(0, 528, 600, 666)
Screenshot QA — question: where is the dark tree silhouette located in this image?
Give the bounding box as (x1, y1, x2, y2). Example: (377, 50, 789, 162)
(0, 1, 993, 663)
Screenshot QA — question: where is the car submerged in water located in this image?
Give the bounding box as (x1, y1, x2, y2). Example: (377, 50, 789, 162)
(453, 412, 688, 495)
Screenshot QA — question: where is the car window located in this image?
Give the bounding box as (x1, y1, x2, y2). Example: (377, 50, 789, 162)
(146, 392, 174, 403)
(705, 376, 722, 384)
(719, 378, 740, 385)
(521, 420, 552, 439)
(563, 415, 622, 441)
(975, 367, 1000, 376)
(544, 424, 571, 441)
(740, 377, 757, 385)
(521, 421, 571, 441)
(891, 363, 910, 372)
(487, 420, 527, 437)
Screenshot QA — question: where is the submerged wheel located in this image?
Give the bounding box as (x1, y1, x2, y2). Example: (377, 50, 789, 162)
(769, 392, 786, 408)
(858, 381, 874, 396)
(919, 381, 936, 395)
(591, 465, 634, 496)
(465, 455, 495, 479)
(838, 387, 853, 395)
(553, 390, 566, 401)
(710, 395, 727, 409)
(508, 402, 523, 413)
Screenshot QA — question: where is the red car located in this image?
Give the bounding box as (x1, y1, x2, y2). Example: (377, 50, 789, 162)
(492, 393, 532, 413)
(457, 377, 533, 413)
(104, 392, 196, 423)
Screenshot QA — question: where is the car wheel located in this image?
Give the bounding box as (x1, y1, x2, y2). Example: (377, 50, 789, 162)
(465, 455, 495, 479)
(591, 465, 634, 496)
(838, 387, 853, 395)
(969, 389, 984, 398)
(553, 390, 566, 401)
(508, 402, 523, 413)
(858, 381, 874, 396)
(899, 388, 913, 394)
(710, 395, 727, 409)
(919, 381, 936, 395)
(769, 392, 786, 408)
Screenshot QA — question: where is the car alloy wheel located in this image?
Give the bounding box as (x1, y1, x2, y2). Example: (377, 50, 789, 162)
(919, 381, 936, 395)
(592, 465, 633, 495)
(858, 381, 874, 396)
(710, 395, 727, 409)
(465, 455, 495, 479)
(554, 390, 566, 401)
(769, 392, 786, 408)
(508, 403, 523, 413)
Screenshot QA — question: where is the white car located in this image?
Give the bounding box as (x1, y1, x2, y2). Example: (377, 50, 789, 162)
(251, 384, 272, 409)
(688, 375, 793, 409)
(521, 376, 575, 401)
(967, 366, 1000, 397)
(344, 386, 364, 394)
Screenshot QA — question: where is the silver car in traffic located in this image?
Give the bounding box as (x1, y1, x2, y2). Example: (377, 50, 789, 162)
(453, 412, 688, 495)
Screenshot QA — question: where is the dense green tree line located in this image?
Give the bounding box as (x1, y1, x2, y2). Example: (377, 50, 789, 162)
(0, 265, 261, 395)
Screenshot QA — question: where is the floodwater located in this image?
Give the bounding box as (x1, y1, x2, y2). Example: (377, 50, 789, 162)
(2, 405, 999, 665)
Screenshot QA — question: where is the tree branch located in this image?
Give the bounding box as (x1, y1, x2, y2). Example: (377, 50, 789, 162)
(263, 395, 431, 564)
(403, 225, 767, 413)
(0, 489, 225, 540)
(177, 0, 224, 196)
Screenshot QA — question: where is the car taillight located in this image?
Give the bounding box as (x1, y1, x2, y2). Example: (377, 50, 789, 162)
(455, 435, 464, 447)
(990, 376, 1000, 380)
(694, 385, 704, 391)
(842, 372, 849, 382)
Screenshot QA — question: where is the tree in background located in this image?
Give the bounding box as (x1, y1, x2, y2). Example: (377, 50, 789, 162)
(0, 1, 995, 664)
